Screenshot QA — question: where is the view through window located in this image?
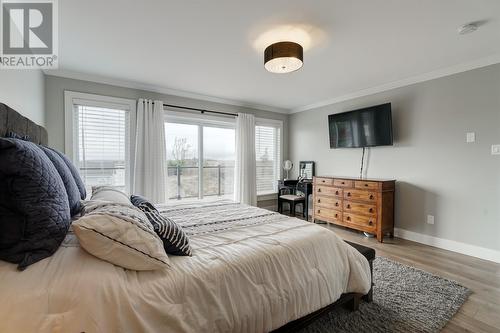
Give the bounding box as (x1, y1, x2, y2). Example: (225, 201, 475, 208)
(203, 126, 235, 197)
(165, 122, 235, 200)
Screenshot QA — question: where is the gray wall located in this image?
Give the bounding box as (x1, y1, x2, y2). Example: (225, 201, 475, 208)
(45, 75, 288, 159)
(0, 70, 45, 125)
(289, 64, 500, 251)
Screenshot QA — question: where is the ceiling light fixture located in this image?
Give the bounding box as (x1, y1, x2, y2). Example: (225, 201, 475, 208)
(264, 41, 303, 74)
(458, 23, 478, 35)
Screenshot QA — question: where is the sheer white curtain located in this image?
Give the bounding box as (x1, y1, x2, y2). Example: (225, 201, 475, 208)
(234, 113, 257, 206)
(131, 99, 166, 203)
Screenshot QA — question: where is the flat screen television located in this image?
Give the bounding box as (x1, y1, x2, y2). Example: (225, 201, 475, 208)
(328, 103, 393, 148)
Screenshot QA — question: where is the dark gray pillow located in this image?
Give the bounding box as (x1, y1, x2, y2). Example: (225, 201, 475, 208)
(0, 138, 71, 270)
(48, 147, 86, 199)
(39, 146, 81, 216)
(131, 195, 192, 256)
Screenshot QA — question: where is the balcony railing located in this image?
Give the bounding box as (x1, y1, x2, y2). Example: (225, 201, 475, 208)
(167, 165, 235, 200)
(167, 165, 277, 200)
(79, 164, 277, 200)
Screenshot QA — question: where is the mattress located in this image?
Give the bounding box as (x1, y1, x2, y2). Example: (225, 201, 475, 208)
(0, 200, 371, 333)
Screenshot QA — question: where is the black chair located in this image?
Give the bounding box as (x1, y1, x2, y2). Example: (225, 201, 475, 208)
(278, 183, 306, 217)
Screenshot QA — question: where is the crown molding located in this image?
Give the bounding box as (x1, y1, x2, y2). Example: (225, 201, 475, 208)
(291, 53, 500, 113)
(43, 69, 290, 114)
(45, 53, 500, 116)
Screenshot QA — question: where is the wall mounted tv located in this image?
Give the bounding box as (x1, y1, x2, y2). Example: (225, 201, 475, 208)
(328, 103, 393, 148)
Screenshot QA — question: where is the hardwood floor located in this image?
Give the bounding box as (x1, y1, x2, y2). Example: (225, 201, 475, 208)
(320, 223, 500, 333)
(270, 205, 499, 331)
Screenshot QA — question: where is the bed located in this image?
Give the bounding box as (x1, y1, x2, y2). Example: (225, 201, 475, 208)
(0, 104, 372, 333)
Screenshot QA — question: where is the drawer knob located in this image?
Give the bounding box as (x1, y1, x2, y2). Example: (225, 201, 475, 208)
(335, 191, 339, 195)
(347, 192, 351, 197)
(322, 180, 325, 183)
(369, 221, 373, 225)
(347, 204, 351, 209)
(346, 216, 351, 221)
(317, 209, 321, 214)
(369, 195, 374, 199)
(364, 183, 369, 187)
(335, 214, 338, 218)
(318, 199, 321, 203)
(369, 208, 373, 213)
(335, 202, 339, 206)
(318, 188, 322, 192)
(341, 182, 345, 184)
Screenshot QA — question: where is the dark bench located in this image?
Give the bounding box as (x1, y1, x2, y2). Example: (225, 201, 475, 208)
(345, 240, 375, 302)
(273, 241, 375, 332)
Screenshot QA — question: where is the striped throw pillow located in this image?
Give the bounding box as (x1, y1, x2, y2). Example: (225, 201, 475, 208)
(131, 195, 192, 256)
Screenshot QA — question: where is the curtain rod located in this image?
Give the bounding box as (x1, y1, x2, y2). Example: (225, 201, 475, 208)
(162, 103, 238, 117)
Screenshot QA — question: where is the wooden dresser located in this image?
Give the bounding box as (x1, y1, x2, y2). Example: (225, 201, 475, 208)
(312, 176, 395, 242)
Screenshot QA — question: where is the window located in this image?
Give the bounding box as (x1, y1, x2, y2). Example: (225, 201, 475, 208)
(255, 120, 282, 195)
(165, 122, 199, 199)
(165, 112, 235, 200)
(65, 92, 135, 195)
(76, 105, 128, 193)
(203, 126, 235, 197)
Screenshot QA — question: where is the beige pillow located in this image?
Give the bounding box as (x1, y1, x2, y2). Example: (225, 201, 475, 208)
(91, 186, 131, 205)
(73, 201, 170, 270)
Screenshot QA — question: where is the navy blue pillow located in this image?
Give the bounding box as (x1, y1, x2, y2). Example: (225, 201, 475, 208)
(49, 147, 86, 200)
(0, 138, 71, 270)
(131, 195, 193, 256)
(39, 146, 81, 216)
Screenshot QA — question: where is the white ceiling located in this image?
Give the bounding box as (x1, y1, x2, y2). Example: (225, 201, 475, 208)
(51, 0, 500, 113)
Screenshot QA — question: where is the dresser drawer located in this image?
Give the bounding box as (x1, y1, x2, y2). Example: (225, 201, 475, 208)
(344, 213, 376, 230)
(344, 189, 377, 203)
(315, 195, 342, 208)
(344, 201, 377, 217)
(314, 177, 333, 186)
(315, 208, 342, 222)
(355, 180, 379, 190)
(315, 186, 343, 197)
(333, 179, 353, 188)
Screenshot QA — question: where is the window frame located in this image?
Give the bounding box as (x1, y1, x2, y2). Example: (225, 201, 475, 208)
(64, 91, 136, 192)
(255, 117, 284, 196)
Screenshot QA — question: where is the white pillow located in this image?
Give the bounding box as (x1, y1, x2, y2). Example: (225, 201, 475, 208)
(91, 186, 131, 205)
(73, 201, 170, 270)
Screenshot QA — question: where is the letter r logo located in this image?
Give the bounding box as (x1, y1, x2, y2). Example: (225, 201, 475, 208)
(2, 1, 53, 54)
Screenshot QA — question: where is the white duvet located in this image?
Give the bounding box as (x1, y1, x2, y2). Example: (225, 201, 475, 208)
(0, 201, 371, 333)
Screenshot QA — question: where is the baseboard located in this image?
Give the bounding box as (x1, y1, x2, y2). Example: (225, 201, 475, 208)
(394, 228, 500, 264)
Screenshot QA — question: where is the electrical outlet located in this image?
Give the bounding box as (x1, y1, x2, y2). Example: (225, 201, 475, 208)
(466, 132, 475, 143)
(427, 215, 435, 225)
(491, 144, 500, 155)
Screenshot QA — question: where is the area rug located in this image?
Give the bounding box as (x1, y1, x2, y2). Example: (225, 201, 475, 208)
(301, 257, 470, 333)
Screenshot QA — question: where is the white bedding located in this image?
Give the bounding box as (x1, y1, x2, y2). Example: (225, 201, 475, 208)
(0, 201, 371, 333)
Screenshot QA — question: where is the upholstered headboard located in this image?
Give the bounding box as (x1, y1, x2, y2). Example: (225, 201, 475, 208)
(0, 103, 48, 145)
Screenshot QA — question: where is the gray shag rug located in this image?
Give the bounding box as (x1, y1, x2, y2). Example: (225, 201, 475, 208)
(301, 257, 470, 333)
